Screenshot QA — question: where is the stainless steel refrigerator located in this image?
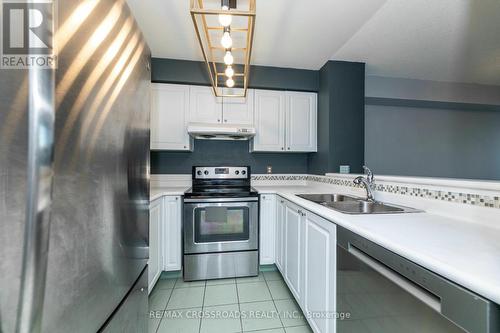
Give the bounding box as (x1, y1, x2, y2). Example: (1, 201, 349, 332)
(0, 0, 151, 331)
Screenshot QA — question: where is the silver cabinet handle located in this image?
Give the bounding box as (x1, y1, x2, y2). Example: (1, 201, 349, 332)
(16, 60, 56, 332)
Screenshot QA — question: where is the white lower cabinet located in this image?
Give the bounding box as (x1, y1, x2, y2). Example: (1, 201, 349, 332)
(275, 198, 286, 272)
(259, 194, 276, 265)
(163, 196, 182, 271)
(275, 196, 337, 333)
(148, 198, 163, 293)
(304, 212, 337, 333)
(283, 200, 304, 302)
(149, 195, 182, 293)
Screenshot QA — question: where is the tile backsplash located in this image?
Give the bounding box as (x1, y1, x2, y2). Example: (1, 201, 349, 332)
(251, 174, 500, 209)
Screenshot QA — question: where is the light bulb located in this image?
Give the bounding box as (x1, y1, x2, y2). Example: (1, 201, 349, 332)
(225, 66, 234, 78)
(218, 5, 232, 27)
(226, 78, 235, 88)
(223, 51, 234, 65)
(221, 31, 232, 49)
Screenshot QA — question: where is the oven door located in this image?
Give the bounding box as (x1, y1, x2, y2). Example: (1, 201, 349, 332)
(183, 197, 259, 254)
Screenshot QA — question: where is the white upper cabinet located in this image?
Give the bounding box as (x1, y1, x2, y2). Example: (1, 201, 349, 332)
(286, 91, 317, 152)
(252, 90, 286, 152)
(151, 83, 191, 151)
(222, 89, 255, 125)
(189, 85, 223, 124)
(252, 90, 317, 152)
(151, 84, 316, 152)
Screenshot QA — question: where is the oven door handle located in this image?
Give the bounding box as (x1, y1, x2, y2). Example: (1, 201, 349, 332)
(348, 245, 442, 313)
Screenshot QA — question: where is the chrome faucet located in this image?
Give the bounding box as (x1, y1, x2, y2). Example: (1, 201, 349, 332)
(354, 166, 375, 201)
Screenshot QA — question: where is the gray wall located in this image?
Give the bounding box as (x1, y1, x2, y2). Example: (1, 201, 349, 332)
(151, 60, 500, 179)
(152, 140, 308, 174)
(150, 58, 320, 174)
(308, 61, 365, 175)
(365, 76, 500, 180)
(151, 58, 319, 91)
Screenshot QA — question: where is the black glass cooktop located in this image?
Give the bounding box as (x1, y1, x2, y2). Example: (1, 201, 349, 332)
(184, 186, 259, 199)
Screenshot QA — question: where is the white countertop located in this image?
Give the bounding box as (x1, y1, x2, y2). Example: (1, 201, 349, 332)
(150, 186, 189, 201)
(255, 185, 500, 305)
(151, 183, 500, 305)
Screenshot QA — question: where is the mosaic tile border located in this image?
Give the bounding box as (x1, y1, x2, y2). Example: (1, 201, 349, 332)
(251, 175, 307, 181)
(371, 183, 500, 209)
(251, 174, 500, 209)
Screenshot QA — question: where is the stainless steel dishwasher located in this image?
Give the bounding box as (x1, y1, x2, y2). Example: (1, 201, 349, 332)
(336, 227, 499, 333)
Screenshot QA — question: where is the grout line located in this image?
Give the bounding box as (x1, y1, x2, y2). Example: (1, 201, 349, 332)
(262, 273, 285, 329)
(152, 286, 175, 333)
(235, 276, 244, 333)
(198, 280, 207, 333)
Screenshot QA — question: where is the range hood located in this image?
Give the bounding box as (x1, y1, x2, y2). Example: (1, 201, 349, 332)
(187, 123, 256, 140)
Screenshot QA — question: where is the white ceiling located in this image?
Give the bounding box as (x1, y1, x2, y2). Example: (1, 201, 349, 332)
(127, 0, 500, 85)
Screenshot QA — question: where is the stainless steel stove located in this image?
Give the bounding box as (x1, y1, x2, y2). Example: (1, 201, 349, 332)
(183, 166, 259, 281)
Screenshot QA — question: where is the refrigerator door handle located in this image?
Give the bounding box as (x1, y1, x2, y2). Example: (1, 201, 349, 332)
(15, 65, 56, 332)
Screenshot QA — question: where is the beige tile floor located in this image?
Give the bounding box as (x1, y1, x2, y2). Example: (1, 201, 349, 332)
(149, 269, 312, 333)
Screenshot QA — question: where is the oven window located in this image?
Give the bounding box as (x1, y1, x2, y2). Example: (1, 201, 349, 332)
(194, 206, 250, 243)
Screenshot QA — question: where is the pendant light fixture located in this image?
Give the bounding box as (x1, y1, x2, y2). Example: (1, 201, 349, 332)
(190, 0, 256, 97)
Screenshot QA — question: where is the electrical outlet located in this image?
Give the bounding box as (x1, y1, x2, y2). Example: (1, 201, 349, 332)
(266, 165, 272, 174)
(339, 165, 350, 174)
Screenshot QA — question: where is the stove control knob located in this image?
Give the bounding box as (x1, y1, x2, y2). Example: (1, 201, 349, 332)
(235, 170, 240, 175)
(197, 170, 202, 176)
(241, 170, 246, 175)
(204, 170, 209, 175)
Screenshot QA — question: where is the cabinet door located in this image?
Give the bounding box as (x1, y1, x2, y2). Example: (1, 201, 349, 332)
(259, 194, 276, 265)
(149, 198, 163, 293)
(163, 196, 182, 271)
(275, 197, 286, 273)
(151, 84, 191, 150)
(252, 90, 286, 152)
(285, 91, 317, 152)
(189, 86, 222, 124)
(284, 201, 303, 302)
(304, 212, 336, 333)
(222, 89, 254, 125)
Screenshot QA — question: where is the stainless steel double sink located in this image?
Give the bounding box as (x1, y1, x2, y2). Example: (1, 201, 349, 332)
(296, 193, 422, 214)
